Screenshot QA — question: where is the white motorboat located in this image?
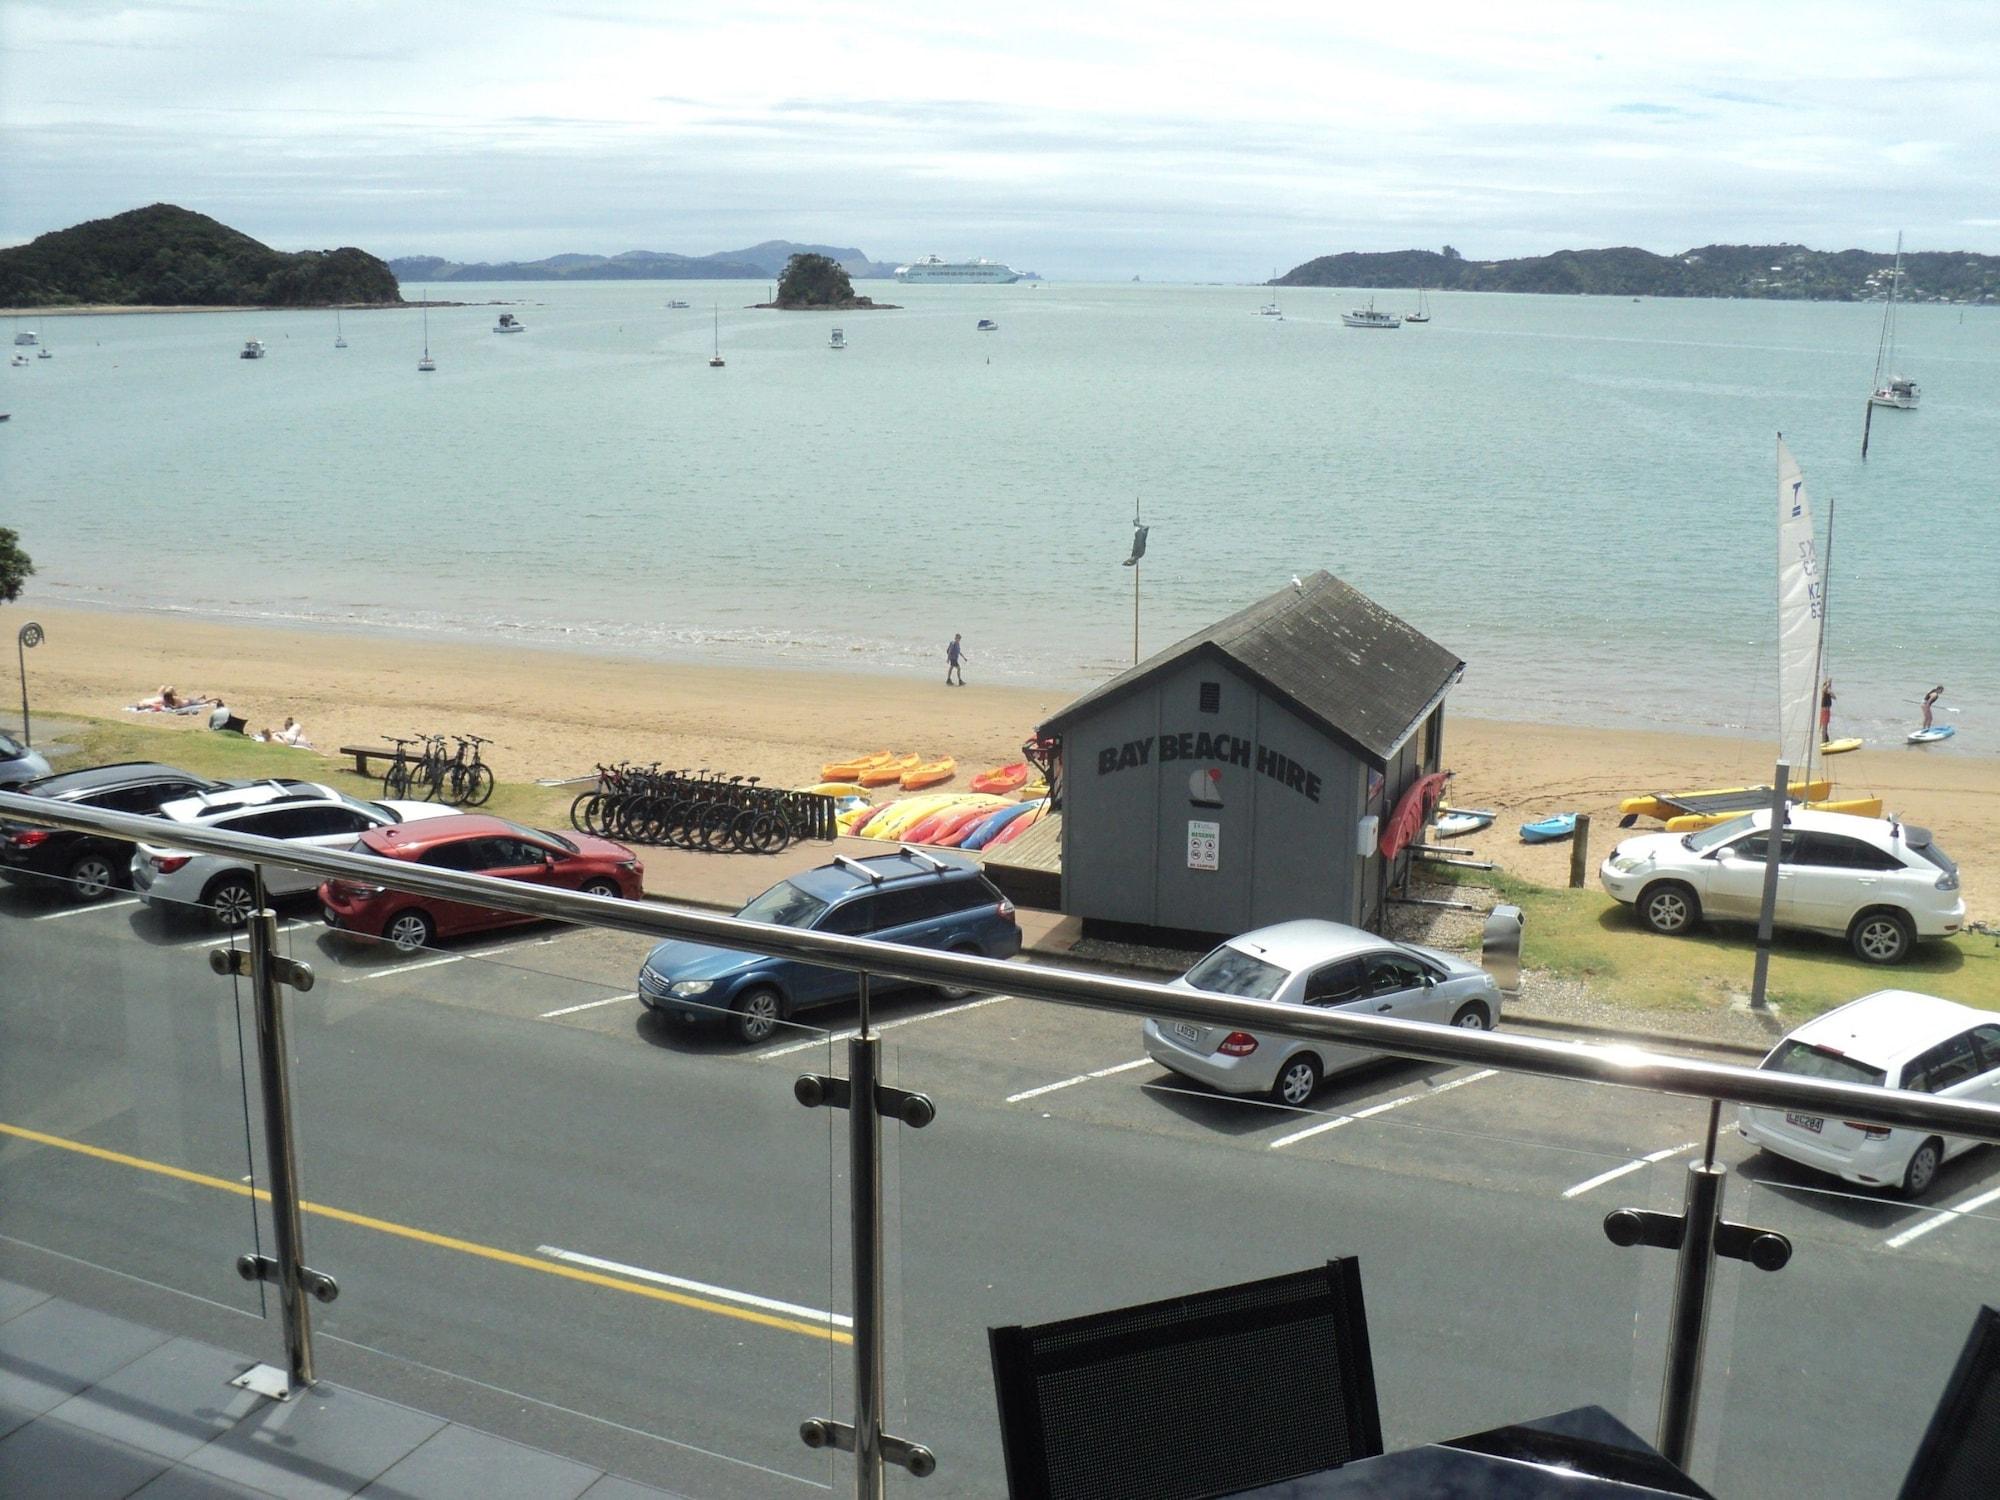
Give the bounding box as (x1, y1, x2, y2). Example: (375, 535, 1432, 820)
(238, 339, 266, 359)
(665, 299, 691, 309)
(1341, 301, 1401, 330)
(494, 312, 525, 333)
(9, 354, 28, 368)
(12, 330, 37, 347)
(976, 318, 998, 332)
(829, 327, 846, 349)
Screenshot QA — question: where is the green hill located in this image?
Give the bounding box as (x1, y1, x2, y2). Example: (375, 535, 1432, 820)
(1277, 243, 2000, 302)
(0, 203, 402, 309)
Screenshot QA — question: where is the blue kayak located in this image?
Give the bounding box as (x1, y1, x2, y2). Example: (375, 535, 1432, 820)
(962, 800, 1043, 851)
(1520, 812, 1579, 844)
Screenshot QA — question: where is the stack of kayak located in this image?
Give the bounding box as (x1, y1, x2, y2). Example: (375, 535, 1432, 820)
(821, 750, 958, 791)
(841, 793, 1049, 850)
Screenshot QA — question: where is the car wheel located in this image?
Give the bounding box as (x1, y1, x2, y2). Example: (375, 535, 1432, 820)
(1450, 1002, 1492, 1030)
(205, 875, 259, 929)
(580, 879, 620, 899)
(1637, 882, 1700, 936)
(1900, 1137, 1944, 1199)
(730, 987, 784, 1045)
(1849, 909, 1914, 965)
(384, 909, 435, 953)
(1271, 1053, 1322, 1108)
(67, 852, 119, 901)
(935, 942, 983, 1001)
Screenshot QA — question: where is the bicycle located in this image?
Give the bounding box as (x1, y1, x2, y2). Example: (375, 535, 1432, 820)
(378, 736, 423, 799)
(444, 735, 495, 806)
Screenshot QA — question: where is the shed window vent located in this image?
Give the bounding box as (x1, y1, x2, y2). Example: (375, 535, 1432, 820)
(1199, 681, 1221, 714)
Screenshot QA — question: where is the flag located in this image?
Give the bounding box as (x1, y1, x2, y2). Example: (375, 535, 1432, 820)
(1122, 524, 1149, 566)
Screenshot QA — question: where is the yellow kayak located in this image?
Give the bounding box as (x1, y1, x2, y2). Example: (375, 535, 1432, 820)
(857, 753, 920, 788)
(822, 750, 893, 782)
(1664, 795, 1884, 832)
(864, 793, 970, 840)
(900, 757, 957, 790)
(801, 782, 871, 798)
(1620, 778, 1831, 823)
(1021, 779, 1049, 799)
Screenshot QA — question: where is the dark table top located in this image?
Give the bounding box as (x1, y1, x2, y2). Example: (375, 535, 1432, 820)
(1224, 1405, 1718, 1499)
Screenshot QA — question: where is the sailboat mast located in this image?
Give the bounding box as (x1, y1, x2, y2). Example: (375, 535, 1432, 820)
(1803, 494, 1837, 791)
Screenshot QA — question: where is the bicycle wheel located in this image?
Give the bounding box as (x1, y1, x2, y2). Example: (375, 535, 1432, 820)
(382, 762, 411, 799)
(569, 791, 598, 832)
(462, 763, 495, 807)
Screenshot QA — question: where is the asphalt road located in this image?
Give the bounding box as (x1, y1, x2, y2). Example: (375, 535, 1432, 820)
(3, 877, 1996, 1497)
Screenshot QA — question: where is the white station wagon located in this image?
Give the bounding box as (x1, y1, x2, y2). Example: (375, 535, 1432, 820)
(1599, 808, 1964, 965)
(1739, 990, 2000, 1199)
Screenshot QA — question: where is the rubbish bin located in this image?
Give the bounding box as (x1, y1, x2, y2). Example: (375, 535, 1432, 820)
(1482, 904, 1524, 997)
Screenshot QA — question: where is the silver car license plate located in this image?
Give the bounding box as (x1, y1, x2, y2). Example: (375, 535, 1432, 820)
(1174, 1022, 1199, 1044)
(1785, 1112, 1824, 1134)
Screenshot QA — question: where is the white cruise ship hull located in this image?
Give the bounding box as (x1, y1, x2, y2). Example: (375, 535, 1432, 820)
(895, 257, 1021, 284)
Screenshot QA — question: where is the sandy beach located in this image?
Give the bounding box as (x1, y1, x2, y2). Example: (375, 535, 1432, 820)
(13, 605, 1998, 920)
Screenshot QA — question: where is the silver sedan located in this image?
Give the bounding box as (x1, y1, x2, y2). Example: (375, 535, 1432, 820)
(1143, 919, 1503, 1106)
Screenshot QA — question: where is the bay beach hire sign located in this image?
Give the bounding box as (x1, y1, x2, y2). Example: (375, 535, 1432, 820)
(1094, 731, 1325, 804)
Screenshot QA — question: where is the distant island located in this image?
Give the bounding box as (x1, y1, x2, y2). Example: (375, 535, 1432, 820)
(390, 240, 900, 284)
(0, 204, 400, 309)
(755, 254, 896, 311)
(1276, 243, 2000, 303)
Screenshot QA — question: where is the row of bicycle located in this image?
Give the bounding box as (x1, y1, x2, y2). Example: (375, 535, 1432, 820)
(569, 763, 837, 853)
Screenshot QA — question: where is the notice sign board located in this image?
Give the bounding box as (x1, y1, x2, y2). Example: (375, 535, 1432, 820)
(1187, 820, 1220, 871)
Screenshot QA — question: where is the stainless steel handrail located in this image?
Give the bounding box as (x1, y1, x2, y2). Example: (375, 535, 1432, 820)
(7, 788, 2000, 1143)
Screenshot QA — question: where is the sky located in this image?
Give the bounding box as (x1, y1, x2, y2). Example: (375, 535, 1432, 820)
(3, 0, 1997, 281)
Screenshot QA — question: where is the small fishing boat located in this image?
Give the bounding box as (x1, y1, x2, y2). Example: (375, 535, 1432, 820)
(1520, 813, 1578, 844)
(900, 757, 957, 791)
(13, 330, 38, 346)
(494, 312, 525, 333)
(1908, 725, 1956, 745)
(1434, 807, 1495, 838)
(8, 354, 28, 368)
(238, 339, 266, 359)
(1341, 301, 1401, 330)
(829, 327, 846, 350)
(976, 319, 998, 331)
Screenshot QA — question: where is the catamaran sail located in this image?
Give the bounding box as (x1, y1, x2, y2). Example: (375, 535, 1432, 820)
(1776, 436, 1828, 782)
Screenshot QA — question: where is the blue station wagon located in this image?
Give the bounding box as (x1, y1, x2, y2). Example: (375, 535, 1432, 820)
(638, 849, 1022, 1042)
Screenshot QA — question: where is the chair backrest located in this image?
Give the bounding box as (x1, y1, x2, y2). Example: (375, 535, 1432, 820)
(987, 1259, 1381, 1500)
(1899, 1304, 2000, 1500)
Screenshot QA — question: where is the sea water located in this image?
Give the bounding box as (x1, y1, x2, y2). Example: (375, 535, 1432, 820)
(3, 281, 1994, 748)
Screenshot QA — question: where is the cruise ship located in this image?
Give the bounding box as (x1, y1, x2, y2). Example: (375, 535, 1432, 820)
(894, 254, 1022, 284)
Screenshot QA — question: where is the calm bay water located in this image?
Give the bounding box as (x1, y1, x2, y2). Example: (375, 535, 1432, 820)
(4, 281, 1995, 750)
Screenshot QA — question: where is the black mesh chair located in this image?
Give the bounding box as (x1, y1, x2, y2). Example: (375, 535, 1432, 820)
(987, 1259, 1381, 1500)
(1898, 1304, 2000, 1500)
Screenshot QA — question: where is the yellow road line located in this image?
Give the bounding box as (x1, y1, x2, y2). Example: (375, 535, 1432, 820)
(0, 1119, 848, 1345)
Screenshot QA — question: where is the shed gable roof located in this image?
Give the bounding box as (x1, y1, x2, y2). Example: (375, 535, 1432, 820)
(1040, 571, 1464, 765)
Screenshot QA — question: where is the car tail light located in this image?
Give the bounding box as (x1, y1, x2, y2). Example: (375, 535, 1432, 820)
(155, 855, 190, 874)
(997, 898, 1016, 920)
(7, 829, 50, 847)
(1843, 1121, 1893, 1139)
(1218, 1031, 1260, 1056)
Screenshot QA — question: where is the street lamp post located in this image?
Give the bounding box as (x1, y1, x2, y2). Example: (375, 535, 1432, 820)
(17, 621, 43, 746)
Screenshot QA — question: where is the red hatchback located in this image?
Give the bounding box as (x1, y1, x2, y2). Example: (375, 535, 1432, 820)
(320, 814, 643, 952)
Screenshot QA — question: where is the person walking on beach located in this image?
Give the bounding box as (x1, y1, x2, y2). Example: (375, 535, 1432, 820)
(1819, 678, 1835, 740)
(1922, 685, 1944, 730)
(945, 633, 967, 687)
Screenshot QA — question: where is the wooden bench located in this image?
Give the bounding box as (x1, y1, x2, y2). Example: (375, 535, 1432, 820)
(339, 744, 397, 778)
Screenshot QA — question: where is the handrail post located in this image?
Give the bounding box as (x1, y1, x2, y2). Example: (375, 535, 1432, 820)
(850, 1016, 886, 1498)
(1656, 1159, 1723, 1468)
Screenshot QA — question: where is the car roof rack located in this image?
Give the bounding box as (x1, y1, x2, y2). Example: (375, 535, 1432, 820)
(833, 854, 887, 885)
(896, 846, 950, 874)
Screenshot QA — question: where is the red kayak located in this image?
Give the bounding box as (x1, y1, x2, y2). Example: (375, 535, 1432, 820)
(985, 805, 1045, 847)
(1379, 771, 1450, 859)
(930, 804, 1004, 847)
(971, 762, 1029, 795)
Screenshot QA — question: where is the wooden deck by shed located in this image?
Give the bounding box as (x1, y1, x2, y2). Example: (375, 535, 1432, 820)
(972, 812, 1061, 911)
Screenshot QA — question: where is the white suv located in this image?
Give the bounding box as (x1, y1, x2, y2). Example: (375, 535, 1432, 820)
(1599, 808, 1964, 965)
(133, 780, 456, 927)
(1739, 990, 2000, 1198)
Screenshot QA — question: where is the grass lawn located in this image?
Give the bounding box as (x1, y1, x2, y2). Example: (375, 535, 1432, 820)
(1433, 863, 1997, 1021)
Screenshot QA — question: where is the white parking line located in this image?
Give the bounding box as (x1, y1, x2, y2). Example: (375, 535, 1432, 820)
(756, 993, 1010, 1059)
(32, 898, 142, 920)
(184, 921, 314, 950)
(1007, 1058, 1152, 1104)
(1885, 1183, 2000, 1249)
(1268, 1069, 1499, 1150)
(345, 953, 466, 983)
(535, 1245, 851, 1329)
(540, 992, 637, 1019)
(1561, 1142, 1700, 1200)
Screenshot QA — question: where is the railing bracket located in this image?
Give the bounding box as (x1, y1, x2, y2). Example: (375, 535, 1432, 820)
(237, 1253, 340, 1302)
(794, 1073, 935, 1129)
(800, 1418, 937, 1477)
(208, 944, 315, 992)
(1602, 1206, 1792, 1271)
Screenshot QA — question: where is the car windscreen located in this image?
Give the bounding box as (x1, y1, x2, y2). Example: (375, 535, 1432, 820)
(739, 880, 830, 930)
(1684, 815, 1754, 852)
(1182, 944, 1289, 1000)
(530, 827, 579, 854)
(0, 731, 23, 758)
(1763, 1040, 1887, 1089)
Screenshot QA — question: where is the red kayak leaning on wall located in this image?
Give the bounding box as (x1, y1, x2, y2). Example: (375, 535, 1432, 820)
(1379, 771, 1451, 859)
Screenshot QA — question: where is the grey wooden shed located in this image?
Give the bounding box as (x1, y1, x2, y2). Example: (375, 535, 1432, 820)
(1036, 571, 1464, 941)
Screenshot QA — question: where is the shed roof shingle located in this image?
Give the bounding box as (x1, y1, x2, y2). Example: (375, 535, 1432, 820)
(1039, 571, 1463, 765)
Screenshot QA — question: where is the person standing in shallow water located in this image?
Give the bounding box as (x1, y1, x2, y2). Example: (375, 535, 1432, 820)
(1922, 685, 1944, 730)
(1820, 678, 1835, 740)
(945, 634, 967, 686)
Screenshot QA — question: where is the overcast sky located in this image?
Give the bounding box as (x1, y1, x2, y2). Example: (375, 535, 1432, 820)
(3, 1, 1996, 280)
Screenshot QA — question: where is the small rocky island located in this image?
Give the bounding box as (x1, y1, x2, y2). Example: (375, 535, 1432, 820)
(0, 203, 401, 310)
(756, 253, 897, 310)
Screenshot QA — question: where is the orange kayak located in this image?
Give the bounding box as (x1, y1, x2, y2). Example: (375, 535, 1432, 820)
(971, 762, 1028, 794)
(900, 757, 957, 790)
(822, 750, 893, 782)
(857, 753, 920, 788)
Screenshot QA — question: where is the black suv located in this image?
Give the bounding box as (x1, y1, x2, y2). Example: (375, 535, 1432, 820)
(0, 762, 225, 901)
